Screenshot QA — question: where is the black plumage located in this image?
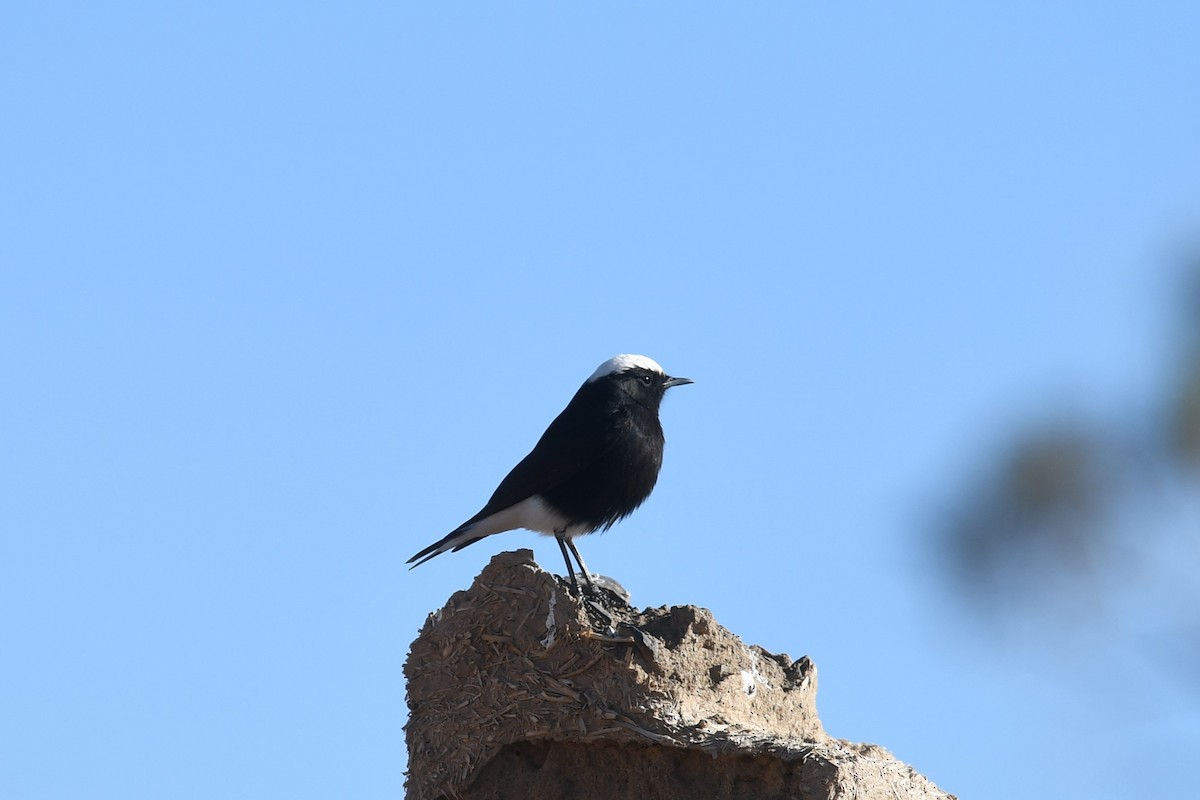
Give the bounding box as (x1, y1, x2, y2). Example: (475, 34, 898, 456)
(407, 354, 692, 590)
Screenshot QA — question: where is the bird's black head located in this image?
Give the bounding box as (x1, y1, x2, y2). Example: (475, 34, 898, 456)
(587, 354, 693, 412)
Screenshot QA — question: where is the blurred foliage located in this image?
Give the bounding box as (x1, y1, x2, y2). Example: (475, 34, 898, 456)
(944, 426, 1112, 603)
(938, 259, 1200, 672)
(1170, 260, 1200, 469)
(1172, 354, 1200, 469)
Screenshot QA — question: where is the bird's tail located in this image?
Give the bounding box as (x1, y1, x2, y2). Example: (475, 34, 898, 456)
(407, 524, 488, 569)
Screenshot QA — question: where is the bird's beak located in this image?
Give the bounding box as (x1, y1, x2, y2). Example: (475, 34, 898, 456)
(663, 375, 694, 388)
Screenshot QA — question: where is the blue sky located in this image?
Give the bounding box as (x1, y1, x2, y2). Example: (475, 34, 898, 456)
(3, 3, 1199, 798)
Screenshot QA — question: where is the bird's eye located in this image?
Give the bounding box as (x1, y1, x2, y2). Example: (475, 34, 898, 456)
(641, 374, 653, 385)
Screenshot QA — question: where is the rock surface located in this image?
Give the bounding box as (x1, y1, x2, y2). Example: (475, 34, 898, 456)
(405, 550, 953, 800)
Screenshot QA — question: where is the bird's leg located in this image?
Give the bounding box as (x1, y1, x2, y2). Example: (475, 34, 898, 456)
(564, 537, 597, 593)
(555, 534, 581, 594)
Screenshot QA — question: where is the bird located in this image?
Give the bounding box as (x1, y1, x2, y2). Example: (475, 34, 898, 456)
(408, 354, 692, 592)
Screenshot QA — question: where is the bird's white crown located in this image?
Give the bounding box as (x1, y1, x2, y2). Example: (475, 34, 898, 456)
(587, 354, 664, 382)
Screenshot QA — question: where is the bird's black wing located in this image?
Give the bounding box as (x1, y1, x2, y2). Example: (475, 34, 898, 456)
(465, 397, 617, 525)
(406, 389, 619, 568)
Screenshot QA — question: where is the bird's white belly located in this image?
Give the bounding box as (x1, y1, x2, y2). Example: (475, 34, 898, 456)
(473, 495, 591, 539)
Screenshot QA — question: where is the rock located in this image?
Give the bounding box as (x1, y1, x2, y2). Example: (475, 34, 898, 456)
(405, 550, 953, 800)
